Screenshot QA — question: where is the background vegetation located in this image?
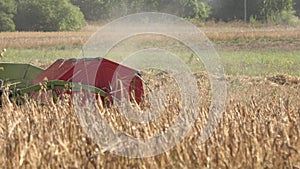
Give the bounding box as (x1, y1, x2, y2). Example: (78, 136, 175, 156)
(0, 0, 16, 31)
(0, 0, 299, 31)
(14, 0, 85, 31)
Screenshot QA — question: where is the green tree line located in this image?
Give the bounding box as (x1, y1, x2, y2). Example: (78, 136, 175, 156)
(0, 0, 298, 32)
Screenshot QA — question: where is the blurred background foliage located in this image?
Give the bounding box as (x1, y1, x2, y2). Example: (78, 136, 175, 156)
(0, 0, 298, 31)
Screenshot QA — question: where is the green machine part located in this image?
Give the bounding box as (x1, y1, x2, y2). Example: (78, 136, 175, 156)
(0, 63, 114, 106)
(0, 63, 44, 88)
(13, 80, 114, 105)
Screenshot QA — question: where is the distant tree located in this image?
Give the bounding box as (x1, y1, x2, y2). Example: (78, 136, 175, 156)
(107, 0, 128, 18)
(142, 0, 159, 12)
(70, 0, 111, 21)
(294, 0, 300, 16)
(210, 0, 295, 23)
(0, 12, 15, 31)
(154, 0, 210, 19)
(0, 0, 16, 31)
(194, 1, 211, 20)
(210, 0, 262, 21)
(14, 0, 85, 31)
(71, 0, 147, 20)
(259, 0, 294, 22)
(71, 0, 210, 21)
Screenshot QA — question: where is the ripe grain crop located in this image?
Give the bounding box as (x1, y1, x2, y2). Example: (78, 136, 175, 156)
(0, 32, 91, 49)
(0, 72, 299, 168)
(203, 27, 300, 41)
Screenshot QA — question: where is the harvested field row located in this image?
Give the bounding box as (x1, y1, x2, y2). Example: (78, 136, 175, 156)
(0, 27, 299, 50)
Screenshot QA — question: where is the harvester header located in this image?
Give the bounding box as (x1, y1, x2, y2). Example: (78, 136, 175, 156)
(0, 58, 144, 106)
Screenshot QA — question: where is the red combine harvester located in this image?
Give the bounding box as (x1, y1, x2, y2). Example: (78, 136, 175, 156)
(0, 58, 144, 106)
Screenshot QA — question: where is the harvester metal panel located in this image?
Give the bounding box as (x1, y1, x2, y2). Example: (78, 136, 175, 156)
(33, 58, 144, 104)
(0, 63, 44, 88)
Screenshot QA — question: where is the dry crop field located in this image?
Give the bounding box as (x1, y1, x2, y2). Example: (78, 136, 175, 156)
(0, 24, 300, 50)
(0, 24, 300, 168)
